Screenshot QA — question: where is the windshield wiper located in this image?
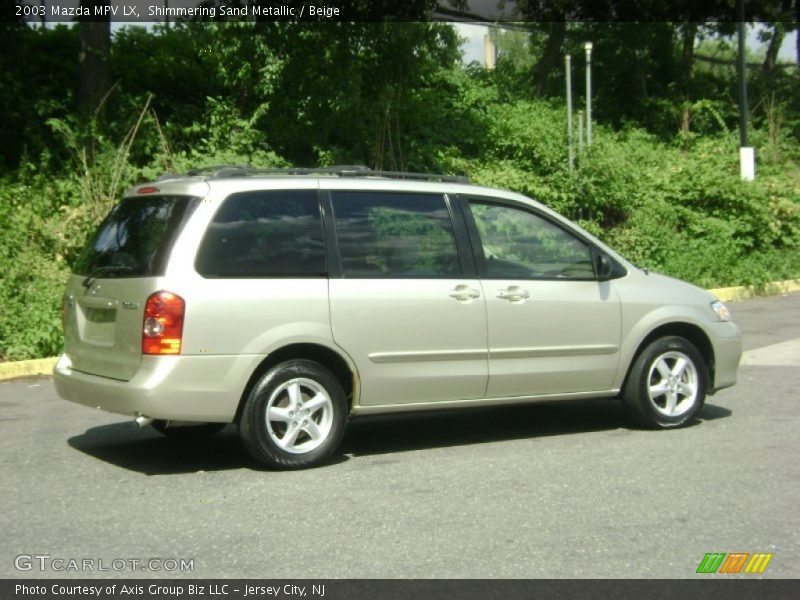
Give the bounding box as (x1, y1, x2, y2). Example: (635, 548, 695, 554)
(81, 265, 134, 288)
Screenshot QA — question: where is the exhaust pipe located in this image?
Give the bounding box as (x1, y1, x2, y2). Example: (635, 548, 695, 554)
(135, 415, 153, 428)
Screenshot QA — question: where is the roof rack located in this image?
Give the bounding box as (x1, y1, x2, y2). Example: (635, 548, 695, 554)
(348, 169, 469, 184)
(156, 165, 469, 184)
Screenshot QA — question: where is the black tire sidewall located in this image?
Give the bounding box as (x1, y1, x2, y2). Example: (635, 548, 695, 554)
(624, 336, 708, 429)
(239, 359, 347, 469)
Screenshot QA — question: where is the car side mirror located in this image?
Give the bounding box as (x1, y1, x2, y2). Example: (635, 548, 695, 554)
(595, 253, 613, 281)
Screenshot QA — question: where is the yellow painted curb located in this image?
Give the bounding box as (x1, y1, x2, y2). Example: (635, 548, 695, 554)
(0, 357, 58, 382)
(707, 278, 800, 302)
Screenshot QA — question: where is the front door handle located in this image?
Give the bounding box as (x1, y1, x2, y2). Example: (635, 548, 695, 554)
(496, 286, 530, 302)
(449, 285, 481, 302)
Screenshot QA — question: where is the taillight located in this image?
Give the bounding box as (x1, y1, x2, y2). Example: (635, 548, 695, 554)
(142, 291, 185, 355)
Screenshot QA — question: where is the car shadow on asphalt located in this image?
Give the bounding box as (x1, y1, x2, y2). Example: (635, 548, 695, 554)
(67, 399, 732, 475)
(697, 403, 732, 422)
(342, 399, 731, 456)
(68, 422, 257, 476)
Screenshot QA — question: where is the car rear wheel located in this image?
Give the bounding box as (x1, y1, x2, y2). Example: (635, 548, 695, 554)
(151, 420, 227, 439)
(622, 336, 707, 428)
(238, 359, 348, 469)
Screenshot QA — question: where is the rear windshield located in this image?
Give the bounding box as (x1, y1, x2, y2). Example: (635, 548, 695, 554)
(73, 195, 198, 277)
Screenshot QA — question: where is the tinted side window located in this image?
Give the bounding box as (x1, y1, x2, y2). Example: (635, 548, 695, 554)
(195, 190, 325, 277)
(73, 195, 197, 277)
(332, 192, 460, 278)
(469, 201, 594, 279)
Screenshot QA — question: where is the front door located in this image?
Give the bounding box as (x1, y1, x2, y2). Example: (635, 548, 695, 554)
(464, 198, 621, 398)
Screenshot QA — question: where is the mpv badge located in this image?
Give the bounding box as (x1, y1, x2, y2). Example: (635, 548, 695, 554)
(121, 301, 139, 310)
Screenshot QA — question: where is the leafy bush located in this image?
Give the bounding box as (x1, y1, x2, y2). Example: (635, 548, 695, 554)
(0, 172, 74, 360)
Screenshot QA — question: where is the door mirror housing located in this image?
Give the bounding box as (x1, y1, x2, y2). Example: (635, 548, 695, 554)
(595, 253, 613, 281)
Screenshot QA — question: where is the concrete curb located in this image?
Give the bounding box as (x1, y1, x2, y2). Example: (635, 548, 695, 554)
(0, 357, 58, 382)
(707, 278, 800, 302)
(1, 279, 798, 382)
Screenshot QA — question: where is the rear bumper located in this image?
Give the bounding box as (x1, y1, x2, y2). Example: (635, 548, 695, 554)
(708, 321, 743, 393)
(53, 353, 263, 422)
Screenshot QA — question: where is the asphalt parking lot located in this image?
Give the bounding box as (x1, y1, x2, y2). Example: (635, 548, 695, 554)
(1, 293, 798, 579)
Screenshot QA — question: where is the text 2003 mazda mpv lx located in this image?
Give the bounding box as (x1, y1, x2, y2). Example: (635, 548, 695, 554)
(54, 166, 742, 469)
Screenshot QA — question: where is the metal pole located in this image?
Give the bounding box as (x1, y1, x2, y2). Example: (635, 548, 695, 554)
(578, 110, 584, 151)
(736, 5, 748, 148)
(566, 54, 574, 172)
(737, 0, 755, 180)
(585, 42, 592, 146)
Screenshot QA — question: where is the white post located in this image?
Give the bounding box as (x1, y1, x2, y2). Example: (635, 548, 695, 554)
(484, 34, 496, 70)
(740, 147, 755, 181)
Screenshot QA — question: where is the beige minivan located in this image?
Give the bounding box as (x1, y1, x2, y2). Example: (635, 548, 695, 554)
(54, 166, 742, 469)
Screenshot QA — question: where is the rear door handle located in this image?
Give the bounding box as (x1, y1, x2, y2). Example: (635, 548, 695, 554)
(449, 285, 481, 302)
(496, 286, 530, 302)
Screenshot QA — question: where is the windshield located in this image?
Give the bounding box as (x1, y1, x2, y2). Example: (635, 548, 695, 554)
(72, 195, 198, 277)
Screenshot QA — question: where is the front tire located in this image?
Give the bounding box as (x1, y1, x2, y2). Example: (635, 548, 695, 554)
(238, 359, 348, 469)
(622, 336, 708, 428)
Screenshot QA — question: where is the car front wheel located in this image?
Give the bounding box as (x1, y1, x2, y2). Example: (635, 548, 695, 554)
(622, 336, 708, 428)
(238, 359, 348, 469)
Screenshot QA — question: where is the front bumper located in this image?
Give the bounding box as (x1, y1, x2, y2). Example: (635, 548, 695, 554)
(53, 353, 262, 422)
(708, 321, 743, 393)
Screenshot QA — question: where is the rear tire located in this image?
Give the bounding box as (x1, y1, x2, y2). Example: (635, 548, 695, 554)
(622, 336, 707, 429)
(151, 420, 227, 439)
(238, 359, 348, 469)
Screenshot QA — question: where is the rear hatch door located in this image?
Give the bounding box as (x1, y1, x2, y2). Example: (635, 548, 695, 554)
(63, 194, 199, 380)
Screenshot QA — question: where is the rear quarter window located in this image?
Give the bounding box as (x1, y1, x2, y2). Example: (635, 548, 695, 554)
(195, 190, 326, 277)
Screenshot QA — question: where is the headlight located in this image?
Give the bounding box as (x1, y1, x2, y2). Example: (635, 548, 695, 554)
(710, 300, 731, 322)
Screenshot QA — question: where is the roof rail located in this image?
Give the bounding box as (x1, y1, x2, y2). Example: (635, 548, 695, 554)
(347, 170, 469, 184)
(154, 165, 252, 181)
(157, 165, 469, 183)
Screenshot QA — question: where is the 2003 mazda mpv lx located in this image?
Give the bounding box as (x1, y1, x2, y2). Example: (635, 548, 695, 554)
(54, 166, 742, 469)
